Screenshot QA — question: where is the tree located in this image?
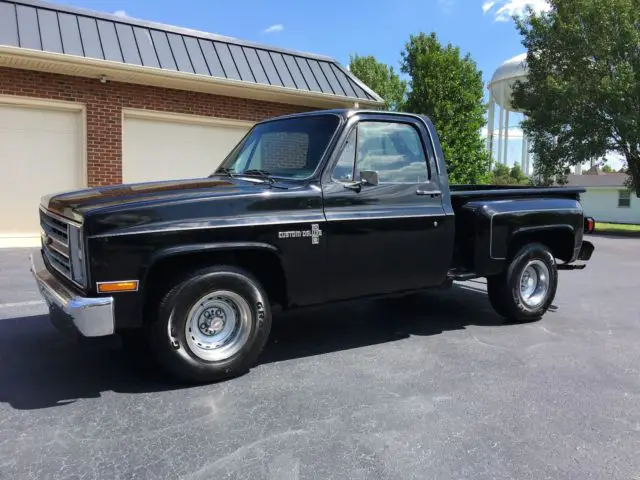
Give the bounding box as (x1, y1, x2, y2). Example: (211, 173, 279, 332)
(348, 55, 406, 111)
(491, 163, 531, 185)
(512, 0, 640, 195)
(601, 164, 614, 173)
(401, 32, 490, 184)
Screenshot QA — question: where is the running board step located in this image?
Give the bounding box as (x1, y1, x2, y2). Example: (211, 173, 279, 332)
(557, 263, 587, 271)
(447, 270, 479, 281)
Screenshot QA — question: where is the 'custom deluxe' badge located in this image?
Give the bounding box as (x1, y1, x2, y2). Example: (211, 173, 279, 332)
(278, 224, 323, 245)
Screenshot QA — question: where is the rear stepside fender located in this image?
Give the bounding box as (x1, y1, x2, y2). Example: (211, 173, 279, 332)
(464, 198, 584, 277)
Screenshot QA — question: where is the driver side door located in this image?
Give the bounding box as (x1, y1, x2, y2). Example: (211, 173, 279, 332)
(321, 115, 450, 301)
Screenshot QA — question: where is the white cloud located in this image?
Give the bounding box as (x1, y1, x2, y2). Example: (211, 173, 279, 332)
(482, 0, 550, 22)
(113, 10, 128, 17)
(482, 1, 496, 13)
(262, 24, 284, 34)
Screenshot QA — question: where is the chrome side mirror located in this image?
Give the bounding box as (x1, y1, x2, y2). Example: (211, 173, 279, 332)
(359, 170, 379, 186)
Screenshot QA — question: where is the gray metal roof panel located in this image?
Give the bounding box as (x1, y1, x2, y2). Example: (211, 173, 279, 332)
(37, 8, 62, 53)
(16, 4, 41, 50)
(57, 12, 83, 56)
(256, 49, 282, 86)
(0, 2, 19, 47)
(78, 16, 103, 60)
(0, 0, 383, 103)
(320, 62, 346, 96)
(183, 36, 209, 76)
(167, 32, 193, 73)
(282, 54, 307, 90)
(295, 57, 321, 92)
(269, 52, 294, 88)
(133, 26, 159, 68)
(117, 23, 142, 66)
(308, 59, 333, 94)
(198, 39, 224, 77)
(97, 20, 122, 62)
(243, 47, 269, 85)
(213, 42, 240, 80)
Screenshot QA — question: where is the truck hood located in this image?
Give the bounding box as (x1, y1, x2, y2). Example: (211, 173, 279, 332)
(40, 175, 321, 238)
(42, 176, 285, 220)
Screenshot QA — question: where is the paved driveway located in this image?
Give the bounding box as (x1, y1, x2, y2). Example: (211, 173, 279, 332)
(0, 236, 639, 479)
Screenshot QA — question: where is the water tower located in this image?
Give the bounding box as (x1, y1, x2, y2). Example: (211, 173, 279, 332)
(487, 53, 532, 174)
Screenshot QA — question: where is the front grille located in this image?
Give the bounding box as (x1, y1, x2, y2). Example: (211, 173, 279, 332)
(40, 209, 73, 281)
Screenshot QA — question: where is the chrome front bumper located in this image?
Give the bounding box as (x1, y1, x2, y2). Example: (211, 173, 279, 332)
(30, 253, 115, 337)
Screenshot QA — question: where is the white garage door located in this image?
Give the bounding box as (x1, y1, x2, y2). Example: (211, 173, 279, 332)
(122, 112, 251, 183)
(0, 102, 83, 245)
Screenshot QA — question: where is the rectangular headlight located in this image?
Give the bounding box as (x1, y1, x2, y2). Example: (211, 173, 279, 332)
(68, 224, 86, 286)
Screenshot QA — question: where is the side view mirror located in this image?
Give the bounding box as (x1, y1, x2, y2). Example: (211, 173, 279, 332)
(359, 170, 379, 186)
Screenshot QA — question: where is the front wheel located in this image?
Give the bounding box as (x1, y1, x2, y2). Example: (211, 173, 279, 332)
(150, 266, 271, 383)
(487, 243, 558, 323)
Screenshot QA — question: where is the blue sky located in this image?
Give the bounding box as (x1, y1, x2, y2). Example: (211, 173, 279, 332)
(47, 0, 619, 170)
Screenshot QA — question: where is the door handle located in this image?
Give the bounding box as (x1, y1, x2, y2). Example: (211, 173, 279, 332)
(416, 189, 441, 198)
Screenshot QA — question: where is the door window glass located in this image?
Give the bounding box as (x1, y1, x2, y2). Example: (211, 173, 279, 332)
(331, 128, 356, 181)
(356, 122, 429, 183)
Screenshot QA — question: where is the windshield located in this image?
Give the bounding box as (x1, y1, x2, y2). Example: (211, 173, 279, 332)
(215, 114, 340, 179)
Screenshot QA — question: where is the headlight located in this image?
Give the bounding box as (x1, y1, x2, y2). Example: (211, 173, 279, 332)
(68, 224, 86, 286)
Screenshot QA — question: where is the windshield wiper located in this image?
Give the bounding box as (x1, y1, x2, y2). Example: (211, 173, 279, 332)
(239, 169, 276, 183)
(212, 167, 234, 177)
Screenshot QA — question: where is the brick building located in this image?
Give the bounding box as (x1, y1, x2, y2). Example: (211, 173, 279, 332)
(0, 0, 382, 245)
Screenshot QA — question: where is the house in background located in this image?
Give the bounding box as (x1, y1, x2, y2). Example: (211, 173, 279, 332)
(566, 171, 639, 224)
(0, 0, 383, 246)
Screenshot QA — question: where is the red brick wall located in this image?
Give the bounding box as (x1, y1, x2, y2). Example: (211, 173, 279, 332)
(0, 67, 310, 187)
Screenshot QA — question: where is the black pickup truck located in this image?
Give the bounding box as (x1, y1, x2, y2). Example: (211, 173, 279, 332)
(32, 109, 595, 382)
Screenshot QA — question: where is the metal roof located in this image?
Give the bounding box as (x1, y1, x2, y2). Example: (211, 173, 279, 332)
(0, 0, 382, 103)
(566, 173, 627, 188)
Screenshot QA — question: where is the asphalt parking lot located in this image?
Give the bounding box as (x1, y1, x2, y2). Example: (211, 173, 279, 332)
(1, 235, 639, 479)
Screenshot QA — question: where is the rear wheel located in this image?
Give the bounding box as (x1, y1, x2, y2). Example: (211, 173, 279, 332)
(149, 266, 271, 383)
(486, 243, 558, 323)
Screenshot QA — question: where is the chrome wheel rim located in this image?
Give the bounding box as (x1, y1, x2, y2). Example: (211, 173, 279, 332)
(185, 290, 252, 361)
(519, 260, 550, 308)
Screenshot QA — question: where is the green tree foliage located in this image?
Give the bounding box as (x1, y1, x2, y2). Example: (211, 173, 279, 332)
(512, 0, 640, 195)
(348, 55, 407, 111)
(400, 33, 490, 184)
(491, 163, 531, 185)
(601, 164, 614, 173)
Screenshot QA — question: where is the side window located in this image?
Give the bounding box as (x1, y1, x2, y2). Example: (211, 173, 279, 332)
(356, 121, 429, 183)
(618, 190, 631, 208)
(331, 128, 356, 181)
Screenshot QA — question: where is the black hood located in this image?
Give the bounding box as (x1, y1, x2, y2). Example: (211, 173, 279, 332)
(40, 176, 320, 238)
(42, 176, 280, 220)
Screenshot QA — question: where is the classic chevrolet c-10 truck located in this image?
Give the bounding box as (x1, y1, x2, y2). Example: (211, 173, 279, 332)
(32, 109, 595, 382)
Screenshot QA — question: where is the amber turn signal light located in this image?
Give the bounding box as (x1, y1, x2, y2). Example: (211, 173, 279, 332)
(96, 280, 139, 294)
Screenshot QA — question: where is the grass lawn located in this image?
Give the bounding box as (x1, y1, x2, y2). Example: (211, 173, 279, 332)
(595, 222, 640, 234)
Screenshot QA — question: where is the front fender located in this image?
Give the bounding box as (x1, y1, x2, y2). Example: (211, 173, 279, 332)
(140, 241, 281, 288)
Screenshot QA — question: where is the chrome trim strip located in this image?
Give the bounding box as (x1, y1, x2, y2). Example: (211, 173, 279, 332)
(48, 238, 70, 259)
(326, 212, 447, 222)
(89, 214, 327, 239)
(39, 205, 82, 228)
(489, 207, 582, 260)
(89, 210, 452, 238)
(96, 280, 140, 292)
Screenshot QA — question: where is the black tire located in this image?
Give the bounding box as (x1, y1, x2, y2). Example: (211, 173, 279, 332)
(486, 243, 558, 323)
(149, 265, 271, 383)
